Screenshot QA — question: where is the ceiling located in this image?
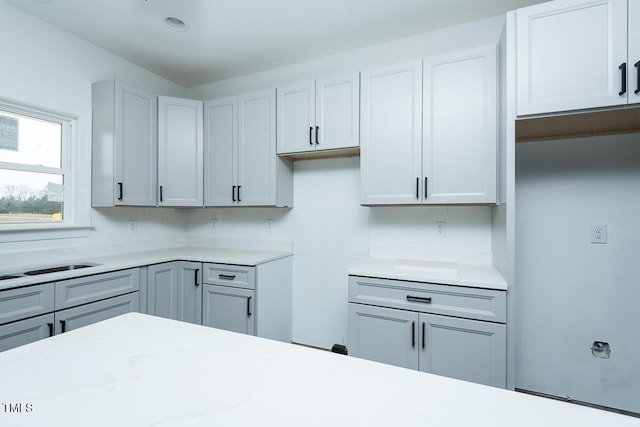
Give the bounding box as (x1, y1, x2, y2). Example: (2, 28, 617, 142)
(3, 0, 544, 88)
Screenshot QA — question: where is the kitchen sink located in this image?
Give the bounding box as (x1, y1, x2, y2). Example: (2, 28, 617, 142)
(0, 262, 102, 280)
(23, 263, 100, 276)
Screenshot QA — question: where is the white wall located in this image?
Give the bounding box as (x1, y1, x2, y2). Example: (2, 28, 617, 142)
(515, 134, 640, 413)
(0, 2, 188, 259)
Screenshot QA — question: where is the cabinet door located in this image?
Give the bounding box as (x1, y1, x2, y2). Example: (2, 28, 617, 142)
(360, 61, 423, 205)
(423, 46, 497, 204)
(348, 303, 418, 370)
(0, 313, 54, 353)
(315, 72, 360, 151)
(238, 89, 277, 206)
(176, 261, 202, 325)
(629, 0, 640, 104)
(204, 97, 237, 206)
(516, 0, 627, 115)
(158, 96, 204, 206)
(115, 81, 158, 206)
(54, 293, 139, 334)
(202, 284, 255, 335)
(419, 314, 506, 387)
(276, 82, 315, 154)
(147, 262, 179, 320)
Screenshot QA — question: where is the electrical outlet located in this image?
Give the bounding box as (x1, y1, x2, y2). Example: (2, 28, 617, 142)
(266, 219, 274, 232)
(127, 220, 137, 234)
(591, 223, 607, 244)
(211, 218, 218, 231)
(436, 221, 446, 237)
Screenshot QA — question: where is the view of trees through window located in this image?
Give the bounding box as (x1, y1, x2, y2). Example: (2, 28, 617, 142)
(0, 107, 65, 223)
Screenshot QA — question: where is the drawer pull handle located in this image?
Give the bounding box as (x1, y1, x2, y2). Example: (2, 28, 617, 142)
(406, 295, 432, 304)
(218, 274, 236, 280)
(47, 322, 54, 337)
(60, 320, 67, 333)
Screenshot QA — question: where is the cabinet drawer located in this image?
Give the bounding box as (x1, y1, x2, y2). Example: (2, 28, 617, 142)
(0, 313, 55, 353)
(55, 293, 139, 334)
(348, 276, 506, 323)
(202, 263, 255, 289)
(55, 268, 140, 310)
(0, 284, 55, 325)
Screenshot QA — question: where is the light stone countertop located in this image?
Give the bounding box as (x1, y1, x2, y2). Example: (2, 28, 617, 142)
(0, 312, 637, 427)
(0, 244, 291, 291)
(348, 258, 507, 290)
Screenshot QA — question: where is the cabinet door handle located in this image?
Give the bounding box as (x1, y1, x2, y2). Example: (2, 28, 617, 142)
(47, 322, 54, 337)
(247, 296, 252, 316)
(194, 268, 200, 287)
(309, 126, 313, 145)
(635, 61, 640, 95)
(315, 126, 319, 145)
(416, 177, 420, 199)
(218, 274, 236, 280)
(159, 185, 164, 202)
(411, 321, 416, 347)
(60, 320, 66, 333)
(406, 295, 432, 304)
(237, 186, 242, 202)
(232, 185, 236, 202)
(424, 177, 428, 200)
(117, 182, 123, 201)
(422, 322, 425, 349)
(619, 62, 627, 96)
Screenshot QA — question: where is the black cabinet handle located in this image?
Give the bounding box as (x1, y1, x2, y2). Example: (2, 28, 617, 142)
(315, 126, 319, 145)
(416, 177, 419, 199)
(159, 185, 164, 202)
(619, 62, 627, 96)
(411, 321, 416, 347)
(218, 274, 236, 280)
(424, 177, 428, 200)
(237, 186, 241, 202)
(47, 322, 54, 337)
(309, 126, 313, 145)
(60, 320, 66, 333)
(247, 296, 252, 316)
(232, 185, 236, 202)
(635, 61, 640, 95)
(422, 322, 425, 349)
(117, 182, 123, 201)
(194, 268, 200, 287)
(407, 295, 432, 304)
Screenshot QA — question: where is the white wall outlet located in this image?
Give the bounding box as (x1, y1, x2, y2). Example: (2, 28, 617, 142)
(211, 218, 218, 231)
(436, 221, 446, 237)
(266, 219, 274, 232)
(591, 223, 607, 244)
(127, 220, 137, 234)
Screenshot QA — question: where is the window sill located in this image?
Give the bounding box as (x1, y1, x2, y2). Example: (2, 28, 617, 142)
(0, 224, 94, 243)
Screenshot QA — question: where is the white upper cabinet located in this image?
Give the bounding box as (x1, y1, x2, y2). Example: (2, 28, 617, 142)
(516, 0, 628, 115)
(204, 89, 293, 207)
(360, 61, 423, 205)
(423, 46, 497, 204)
(277, 72, 359, 155)
(158, 96, 204, 207)
(92, 80, 157, 207)
(629, 0, 640, 104)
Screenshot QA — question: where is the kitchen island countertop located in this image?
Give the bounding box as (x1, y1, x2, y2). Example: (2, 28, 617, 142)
(0, 312, 637, 427)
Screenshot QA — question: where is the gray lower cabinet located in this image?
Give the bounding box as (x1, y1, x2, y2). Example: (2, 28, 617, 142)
(0, 268, 141, 353)
(146, 261, 202, 324)
(0, 313, 54, 353)
(348, 275, 506, 388)
(202, 284, 255, 335)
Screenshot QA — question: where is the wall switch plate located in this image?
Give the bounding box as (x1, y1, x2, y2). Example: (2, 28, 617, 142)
(591, 223, 607, 244)
(127, 220, 137, 234)
(436, 221, 446, 237)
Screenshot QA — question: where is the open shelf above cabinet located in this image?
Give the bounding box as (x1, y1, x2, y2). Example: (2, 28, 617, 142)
(516, 106, 640, 143)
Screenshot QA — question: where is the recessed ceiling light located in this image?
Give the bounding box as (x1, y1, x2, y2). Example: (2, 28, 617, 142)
(163, 17, 187, 32)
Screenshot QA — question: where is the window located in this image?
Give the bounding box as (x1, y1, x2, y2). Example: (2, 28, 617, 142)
(0, 102, 70, 224)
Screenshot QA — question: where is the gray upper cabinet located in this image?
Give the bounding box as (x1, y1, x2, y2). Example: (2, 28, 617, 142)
(204, 89, 293, 207)
(277, 72, 360, 156)
(92, 79, 158, 207)
(158, 96, 204, 207)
